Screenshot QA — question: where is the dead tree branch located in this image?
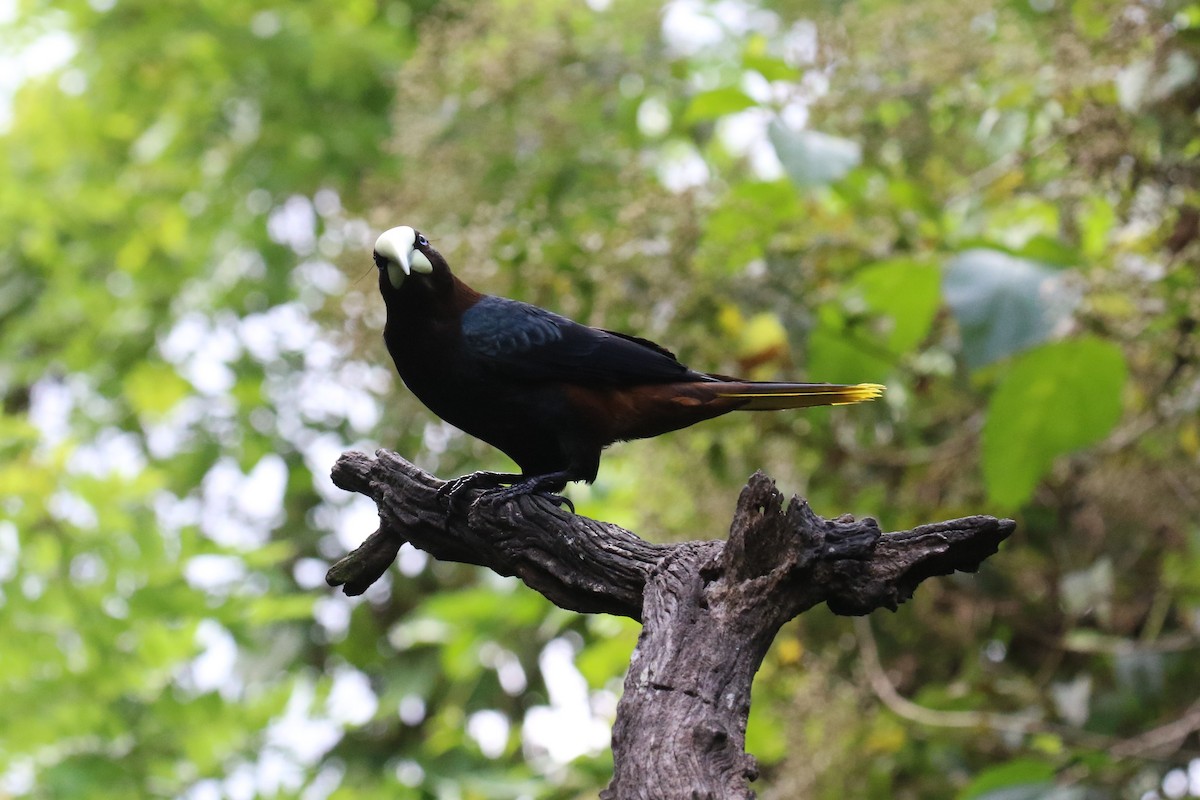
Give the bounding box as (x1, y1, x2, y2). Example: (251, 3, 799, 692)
(328, 449, 1014, 799)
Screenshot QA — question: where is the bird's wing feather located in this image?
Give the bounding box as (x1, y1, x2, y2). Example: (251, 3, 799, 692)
(461, 296, 704, 386)
(596, 329, 681, 362)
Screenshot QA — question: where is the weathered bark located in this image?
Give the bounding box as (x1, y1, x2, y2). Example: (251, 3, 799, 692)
(328, 449, 1014, 799)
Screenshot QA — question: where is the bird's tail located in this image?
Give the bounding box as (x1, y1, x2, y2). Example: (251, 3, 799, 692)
(713, 381, 885, 410)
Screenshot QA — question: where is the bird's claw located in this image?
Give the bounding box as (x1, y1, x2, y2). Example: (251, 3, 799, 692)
(436, 476, 473, 509)
(539, 492, 575, 514)
(436, 472, 508, 510)
(471, 486, 575, 515)
(439, 472, 575, 515)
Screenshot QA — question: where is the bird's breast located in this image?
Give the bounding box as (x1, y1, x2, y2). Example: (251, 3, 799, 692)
(386, 322, 566, 432)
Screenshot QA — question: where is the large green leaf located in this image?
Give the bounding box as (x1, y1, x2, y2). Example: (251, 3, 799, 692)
(768, 120, 862, 188)
(982, 338, 1126, 508)
(944, 249, 1081, 370)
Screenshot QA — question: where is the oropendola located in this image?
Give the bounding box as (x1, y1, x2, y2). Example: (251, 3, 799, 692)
(373, 226, 884, 509)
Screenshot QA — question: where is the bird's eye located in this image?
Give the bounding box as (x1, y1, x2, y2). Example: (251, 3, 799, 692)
(418, 234, 429, 247)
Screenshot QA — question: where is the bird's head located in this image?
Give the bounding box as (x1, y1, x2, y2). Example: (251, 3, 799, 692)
(373, 226, 445, 292)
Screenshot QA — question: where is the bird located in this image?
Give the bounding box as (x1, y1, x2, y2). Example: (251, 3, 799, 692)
(372, 225, 884, 510)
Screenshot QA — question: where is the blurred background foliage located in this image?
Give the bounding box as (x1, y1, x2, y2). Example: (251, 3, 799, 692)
(2, 0, 1199, 796)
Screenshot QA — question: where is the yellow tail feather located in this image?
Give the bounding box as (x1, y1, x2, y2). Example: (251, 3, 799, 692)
(715, 382, 885, 410)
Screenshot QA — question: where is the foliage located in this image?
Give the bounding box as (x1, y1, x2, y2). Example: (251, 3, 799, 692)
(2, 0, 1199, 797)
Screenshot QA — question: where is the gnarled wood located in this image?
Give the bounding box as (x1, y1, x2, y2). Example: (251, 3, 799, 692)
(328, 450, 1014, 799)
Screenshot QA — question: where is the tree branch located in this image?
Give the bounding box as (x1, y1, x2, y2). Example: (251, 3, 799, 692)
(327, 449, 1014, 798)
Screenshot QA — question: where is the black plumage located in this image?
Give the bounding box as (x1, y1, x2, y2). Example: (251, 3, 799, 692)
(372, 226, 883, 507)
(461, 297, 703, 386)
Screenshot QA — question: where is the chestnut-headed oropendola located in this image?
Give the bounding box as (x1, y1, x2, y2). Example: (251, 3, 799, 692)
(373, 226, 883, 510)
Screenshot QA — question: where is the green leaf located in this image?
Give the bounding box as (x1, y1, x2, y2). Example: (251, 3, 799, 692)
(742, 53, 801, 82)
(806, 304, 893, 385)
(1077, 195, 1116, 260)
(696, 180, 800, 274)
(123, 361, 192, 418)
(43, 754, 140, 799)
(1014, 235, 1079, 268)
(417, 585, 547, 630)
(944, 249, 1080, 370)
(806, 259, 938, 382)
(848, 259, 941, 353)
(683, 88, 757, 123)
(768, 120, 861, 188)
(958, 758, 1055, 800)
(982, 338, 1126, 507)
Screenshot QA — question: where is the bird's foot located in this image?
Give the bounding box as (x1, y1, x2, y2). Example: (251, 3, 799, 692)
(477, 485, 575, 514)
(441, 471, 577, 515)
(437, 471, 519, 510)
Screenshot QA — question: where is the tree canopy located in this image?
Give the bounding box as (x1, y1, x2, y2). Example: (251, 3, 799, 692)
(2, 0, 1199, 797)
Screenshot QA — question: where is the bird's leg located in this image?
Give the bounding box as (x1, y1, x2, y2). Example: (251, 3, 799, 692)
(437, 471, 523, 508)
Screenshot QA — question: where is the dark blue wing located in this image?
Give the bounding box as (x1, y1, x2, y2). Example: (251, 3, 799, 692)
(460, 296, 707, 387)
